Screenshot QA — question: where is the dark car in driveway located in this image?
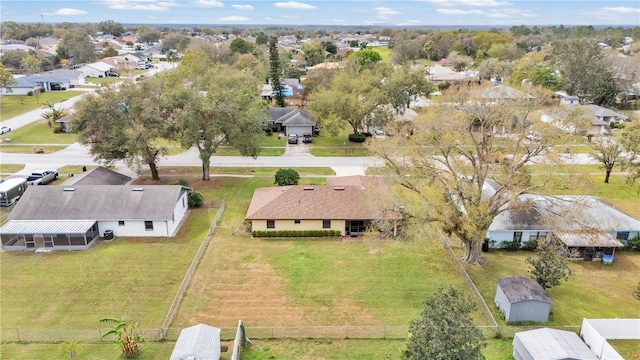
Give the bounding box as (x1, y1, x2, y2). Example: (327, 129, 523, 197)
(302, 133, 312, 143)
(287, 134, 298, 144)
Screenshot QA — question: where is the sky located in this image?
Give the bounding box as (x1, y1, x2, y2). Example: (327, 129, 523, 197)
(1, 0, 639, 27)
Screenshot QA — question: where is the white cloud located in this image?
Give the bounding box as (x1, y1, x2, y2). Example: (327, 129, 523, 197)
(437, 8, 485, 15)
(232, 4, 254, 10)
(192, 0, 223, 7)
(101, 0, 173, 11)
(422, 0, 510, 6)
(375, 7, 401, 16)
(219, 15, 249, 21)
(601, 6, 640, 15)
(43, 8, 88, 16)
(274, 1, 316, 10)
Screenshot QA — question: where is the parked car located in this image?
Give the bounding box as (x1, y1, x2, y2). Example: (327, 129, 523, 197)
(312, 126, 320, 136)
(302, 133, 312, 143)
(26, 169, 58, 186)
(135, 64, 147, 70)
(0, 126, 10, 134)
(106, 71, 120, 77)
(526, 132, 541, 141)
(287, 134, 298, 144)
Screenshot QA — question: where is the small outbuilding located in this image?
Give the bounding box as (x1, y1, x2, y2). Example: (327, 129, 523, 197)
(495, 276, 552, 323)
(513, 328, 598, 360)
(170, 324, 221, 360)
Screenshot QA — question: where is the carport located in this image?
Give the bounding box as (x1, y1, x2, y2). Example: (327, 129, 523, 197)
(0, 220, 100, 251)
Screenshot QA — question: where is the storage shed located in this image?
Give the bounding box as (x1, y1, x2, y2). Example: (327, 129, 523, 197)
(495, 277, 552, 323)
(170, 324, 221, 360)
(513, 328, 598, 360)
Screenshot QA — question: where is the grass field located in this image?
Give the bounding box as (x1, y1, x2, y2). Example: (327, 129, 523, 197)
(0, 91, 85, 121)
(85, 77, 123, 85)
(0, 207, 218, 333)
(609, 340, 640, 360)
(0, 163, 24, 175)
(464, 250, 640, 328)
(0, 119, 78, 144)
(0, 144, 68, 153)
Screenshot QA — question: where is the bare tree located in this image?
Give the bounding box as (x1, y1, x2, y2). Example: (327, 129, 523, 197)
(590, 137, 624, 183)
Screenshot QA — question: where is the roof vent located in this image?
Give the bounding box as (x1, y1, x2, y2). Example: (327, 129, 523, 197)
(334, 187, 345, 191)
(303, 187, 314, 190)
(132, 187, 144, 191)
(63, 187, 75, 192)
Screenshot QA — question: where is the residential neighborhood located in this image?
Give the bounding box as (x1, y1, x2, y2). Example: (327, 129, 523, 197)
(1, 4, 640, 359)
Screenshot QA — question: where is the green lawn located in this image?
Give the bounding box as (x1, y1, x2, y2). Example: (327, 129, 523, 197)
(0, 120, 78, 144)
(0, 341, 178, 360)
(0, 91, 85, 121)
(0, 207, 218, 337)
(372, 47, 392, 62)
(0, 163, 24, 175)
(0, 144, 68, 154)
(464, 250, 640, 331)
(85, 77, 123, 85)
(609, 340, 640, 360)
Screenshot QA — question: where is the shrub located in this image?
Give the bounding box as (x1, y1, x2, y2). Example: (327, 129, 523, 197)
(623, 235, 640, 251)
(251, 230, 341, 238)
(188, 191, 204, 208)
(500, 241, 521, 251)
(171, 178, 190, 187)
(274, 168, 299, 186)
(522, 240, 538, 251)
(348, 133, 366, 143)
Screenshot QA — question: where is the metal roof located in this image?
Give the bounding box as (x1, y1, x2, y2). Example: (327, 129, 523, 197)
(553, 231, 624, 247)
(514, 328, 598, 360)
(170, 324, 221, 360)
(0, 220, 96, 234)
(497, 277, 552, 304)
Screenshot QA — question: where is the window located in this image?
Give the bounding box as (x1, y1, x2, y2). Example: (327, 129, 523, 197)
(118, 221, 125, 226)
(323, 220, 331, 229)
(266, 220, 275, 229)
(144, 221, 154, 231)
(529, 231, 547, 241)
(616, 231, 630, 241)
(182, 196, 186, 208)
(294, 219, 301, 224)
(513, 231, 523, 243)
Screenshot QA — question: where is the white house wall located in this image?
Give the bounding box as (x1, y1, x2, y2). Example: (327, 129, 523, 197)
(0, 86, 38, 95)
(168, 192, 189, 236)
(98, 220, 171, 237)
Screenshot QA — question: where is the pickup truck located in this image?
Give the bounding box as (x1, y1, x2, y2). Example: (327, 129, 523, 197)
(26, 169, 58, 186)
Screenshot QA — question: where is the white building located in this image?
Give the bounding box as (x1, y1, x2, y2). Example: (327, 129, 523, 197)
(76, 61, 113, 78)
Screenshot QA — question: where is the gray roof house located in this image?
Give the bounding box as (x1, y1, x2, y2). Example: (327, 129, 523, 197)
(0, 73, 73, 95)
(268, 107, 316, 136)
(0, 185, 190, 251)
(487, 194, 636, 260)
(513, 328, 598, 360)
(46, 69, 86, 86)
(63, 166, 131, 186)
(495, 277, 552, 323)
(170, 324, 221, 360)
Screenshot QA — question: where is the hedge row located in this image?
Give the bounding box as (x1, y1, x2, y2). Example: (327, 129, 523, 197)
(252, 230, 341, 238)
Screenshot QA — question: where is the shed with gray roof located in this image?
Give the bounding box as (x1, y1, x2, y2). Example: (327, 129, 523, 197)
(0, 185, 190, 251)
(495, 276, 552, 323)
(170, 324, 221, 360)
(513, 328, 598, 360)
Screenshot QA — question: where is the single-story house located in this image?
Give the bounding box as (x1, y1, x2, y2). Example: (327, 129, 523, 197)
(0, 73, 72, 95)
(427, 65, 478, 85)
(0, 185, 190, 251)
(101, 56, 136, 72)
(268, 107, 316, 136)
(513, 328, 598, 360)
(476, 84, 534, 103)
(306, 62, 345, 77)
(541, 104, 629, 136)
(551, 230, 624, 261)
(46, 69, 86, 86)
(63, 166, 131, 186)
(170, 324, 221, 360)
(76, 61, 113, 78)
(495, 277, 552, 323)
(487, 194, 638, 260)
(245, 175, 402, 237)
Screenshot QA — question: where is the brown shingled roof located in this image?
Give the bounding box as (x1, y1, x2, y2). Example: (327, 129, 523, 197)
(246, 176, 401, 221)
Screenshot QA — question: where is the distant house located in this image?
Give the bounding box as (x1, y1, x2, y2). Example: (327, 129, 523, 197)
(427, 65, 477, 84)
(101, 56, 135, 72)
(306, 62, 344, 77)
(495, 277, 552, 323)
(76, 61, 113, 78)
(0, 73, 72, 95)
(486, 194, 635, 260)
(46, 69, 86, 86)
(63, 166, 131, 186)
(170, 324, 221, 360)
(268, 108, 316, 136)
(0, 185, 190, 251)
(542, 103, 628, 136)
(245, 175, 402, 237)
(513, 328, 598, 360)
(476, 84, 534, 103)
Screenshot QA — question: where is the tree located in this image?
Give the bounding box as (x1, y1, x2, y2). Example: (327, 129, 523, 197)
(447, 51, 473, 71)
(72, 78, 171, 180)
(350, 48, 382, 68)
(307, 63, 387, 136)
(98, 20, 125, 37)
(371, 84, 557, 264)
(274, 168, 300, 186)
(302, 43, 325, 66)
(137, 26, 161, 44)
(590, 137, 624, 183)
(526, 241, 571, 289)
(551, 39, 612, 100)
(100, 44, 118, 59)
(99, 315, 144, 358)
(405, 285, 485, 360)
(161, 33, 187, 53)
(619, 118, 640, 185)
(385, 65, 432, 111)
(169, 51, 267, 180)
(41, 102, 67, 129)
(321, 41, 337, 55)
(391, 40, 421, 66)
(229, 37, 254, 54)
(255, 32, 268, 46)
(0, 62, 17, 93)
(166, 49, 178, 68)
(476, 58, 512, 82)
(57, 29, 95, 65)
(269, 37, 286, 107)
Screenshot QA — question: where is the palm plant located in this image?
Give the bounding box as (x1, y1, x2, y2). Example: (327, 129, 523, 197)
(99, 315, 144, 358)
